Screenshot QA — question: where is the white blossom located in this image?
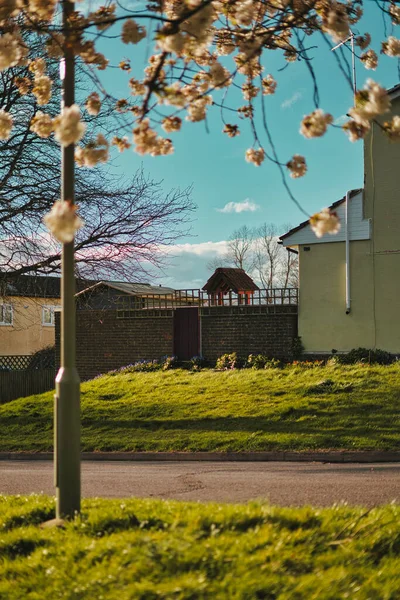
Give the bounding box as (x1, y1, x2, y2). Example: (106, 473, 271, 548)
(343, 119, 370, 142)
(322, 2, 350, 42)
(287, 155, 307, 178)
(245, 148, 265, 166)
(162, 116, 182, 133)
(29, 58, 46, 75)
(111, 136, 131, 152)
(28, 0, 57, 22)
(133, 118, 174, 156)
(262, 75, 277, 95)
(360, 49, 378, 70)
(53, 105, 86, 147)
(186, 96, 212, 122)
(383, 116, 400, 141)
(0, 0, 19, 24)
(129, 78, 146, 96)
(0, 33, 26, 72)
(85, 92, 101, 116)
(235, 0, 256, 27)
(32, 75, 52, 105)
(382, 37, 400, 57)
(310, 208, 341, 238)
(0, 109, 13, 140)
(121, 19, 146, 44)
(44, 200, 84, 244)
(15, 77, 31, 95)
(30, 111, 53, 138)
(356, 33, 371, 50)
(209, 61, 230, 88)
(389, 3, 400, 24)
(349, 79, 390, 126)
(223, 124, 240, 137)
(75, 134, 109, 167)
(300, 109, 333, 138)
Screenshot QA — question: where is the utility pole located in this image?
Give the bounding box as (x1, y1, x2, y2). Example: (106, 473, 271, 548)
(55, 0, 81, 519)
(331, 30, 357, 105)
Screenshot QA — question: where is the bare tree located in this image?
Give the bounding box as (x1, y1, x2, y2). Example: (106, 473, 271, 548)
(253, 223, 298, 289)
(254, 223, 280, 289)
(207, 225, 255, 272)
(0, 39, 196, 284)
(209, 222, 298, 288)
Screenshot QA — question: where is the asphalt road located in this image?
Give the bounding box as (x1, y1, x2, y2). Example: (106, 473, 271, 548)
(1, 461, 399, 506)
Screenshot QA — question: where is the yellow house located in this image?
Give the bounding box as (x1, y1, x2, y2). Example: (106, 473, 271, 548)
(0, 275, 61, 356)
(280, 84, 400, 355)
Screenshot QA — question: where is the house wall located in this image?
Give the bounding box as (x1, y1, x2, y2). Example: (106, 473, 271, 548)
(298, 240, 375, 352)
(290, 93, 400, 355)
(363, 94, 400, 353)
(56, 307, 298, 381)
(0, 296, 60, 355)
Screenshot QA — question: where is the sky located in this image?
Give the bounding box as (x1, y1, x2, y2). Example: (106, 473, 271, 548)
(87, 2, 399, 288)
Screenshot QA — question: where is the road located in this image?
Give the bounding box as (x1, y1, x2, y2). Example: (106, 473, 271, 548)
(1, 461, 399, 506)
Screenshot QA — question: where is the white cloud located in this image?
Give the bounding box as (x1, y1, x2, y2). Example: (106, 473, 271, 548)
(281, 91, 302, 109)
(164, 240, 228, 257)
(216, 199, 260, 214)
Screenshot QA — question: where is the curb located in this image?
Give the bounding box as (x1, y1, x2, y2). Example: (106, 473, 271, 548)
(1, 451, 400, 463)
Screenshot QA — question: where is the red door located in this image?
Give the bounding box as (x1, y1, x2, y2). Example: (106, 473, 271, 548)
(174, 308, 199, 360)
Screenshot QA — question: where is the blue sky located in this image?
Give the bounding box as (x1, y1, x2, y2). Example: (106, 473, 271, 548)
(89, 3, 399, 288)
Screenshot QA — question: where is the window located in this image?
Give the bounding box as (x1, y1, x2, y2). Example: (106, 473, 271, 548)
(42, 305, 56, 326)
(0, 303, 13, 326)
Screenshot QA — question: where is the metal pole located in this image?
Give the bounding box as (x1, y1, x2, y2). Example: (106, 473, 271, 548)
(55, 0, 81, 519)
(350, 32, 357, 105)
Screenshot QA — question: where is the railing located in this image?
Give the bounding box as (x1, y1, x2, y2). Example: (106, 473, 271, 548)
(0, 355, 31, 371)
(116, 288, 298, 314)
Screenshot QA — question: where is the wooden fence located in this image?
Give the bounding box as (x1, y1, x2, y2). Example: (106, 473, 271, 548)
(0, 370, 54, 404)
(116, 288, 298, 318)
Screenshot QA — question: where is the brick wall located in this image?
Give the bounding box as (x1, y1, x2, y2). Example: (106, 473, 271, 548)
(200, 306, 298, 362)
(56, 306, 297, 380)
(56, 310, 174, 381)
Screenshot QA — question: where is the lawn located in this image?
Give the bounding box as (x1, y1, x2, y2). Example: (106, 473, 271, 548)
(1, 363, 400, 453)
(0, 495, 399, 599)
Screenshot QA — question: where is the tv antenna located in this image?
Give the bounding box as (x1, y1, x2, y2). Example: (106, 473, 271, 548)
(331, 30, 357, 105)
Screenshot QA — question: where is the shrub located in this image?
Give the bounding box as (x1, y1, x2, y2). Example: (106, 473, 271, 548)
(27, 346, 55, 370)
(215, 352, 240, 370)
(334, 348, 395, 365)
(246, 354, 267, 370)
(189, 355, 206, 371)
(246, 354, 282, 370)
(161, 356, 178, 370)
(290, 336, 304, 360)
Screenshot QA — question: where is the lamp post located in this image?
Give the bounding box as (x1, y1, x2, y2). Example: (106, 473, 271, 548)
(54, 0, 81, 519)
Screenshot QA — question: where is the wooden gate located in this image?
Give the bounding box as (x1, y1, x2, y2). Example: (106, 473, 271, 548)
(174, 308, 199, 360)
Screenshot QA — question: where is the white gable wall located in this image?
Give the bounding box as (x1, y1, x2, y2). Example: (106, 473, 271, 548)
(281, 191, 370, 247)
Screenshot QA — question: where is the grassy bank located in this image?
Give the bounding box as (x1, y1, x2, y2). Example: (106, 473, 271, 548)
(1, 495, 399, 599)
(1, 364, 400, 452)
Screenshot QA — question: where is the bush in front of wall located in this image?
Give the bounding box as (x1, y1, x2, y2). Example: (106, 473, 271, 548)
(246, 354, 282, 370)
(215, 352, 241, 370)
(333, 348, 395, 365)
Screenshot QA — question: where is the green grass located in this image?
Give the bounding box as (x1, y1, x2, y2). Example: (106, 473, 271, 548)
(0, 495, 399, 599)
(1, 364, 400, 452)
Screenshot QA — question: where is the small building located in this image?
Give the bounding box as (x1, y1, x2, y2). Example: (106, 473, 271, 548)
(0, 274, 96, 356)
(202, 268, 259, 305)
(0, 274, 62, 355)
(75, 280, 177, 310)
(280, 83, 400, 355)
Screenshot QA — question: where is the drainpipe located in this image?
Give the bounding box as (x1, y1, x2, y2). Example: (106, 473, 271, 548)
(345, 191, 351, 314)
